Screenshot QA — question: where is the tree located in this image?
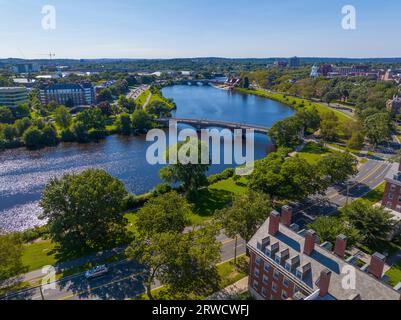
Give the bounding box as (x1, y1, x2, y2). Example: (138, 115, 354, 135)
(160, 139, 210, 198)
(147, 101, 172, 118)
(41, 125, 58, 146)
(53, 105, 72, 129)
(320, 111, 339, 142)
(117, 95, 136, 113)
(269, 116, 303, 147)
(347, 131, 365, 150)
(126, 227, 220, 300)
(0, 106, 14, 124)
(0, 233, 26, 280)
(40, 169, 128, 253)
(1, 124, 17, 142)
(97, 88, 113, 103)
(14, 103, 30, 118)
(363, 112, 392, 145)
(116, 113, 132, 135)
(341, 200, 395, 248)
(295, 107, 321, 133)
(242, 77, 250, 89)
(131, 109, 153, 132)
(22, 126, 43, 149)
(14, 117, 32, 136)
(317, 152, 358, 186)
(308, 216, 362, 248)
(136, 192, 191, 237)
(217, 192, 271, 263)
(249, 150, 323, 202)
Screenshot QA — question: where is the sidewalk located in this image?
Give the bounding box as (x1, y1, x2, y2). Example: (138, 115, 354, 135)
(206, 277, 248, 300)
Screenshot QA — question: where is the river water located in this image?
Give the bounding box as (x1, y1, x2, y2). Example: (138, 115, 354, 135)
(0, 85, 295, 232)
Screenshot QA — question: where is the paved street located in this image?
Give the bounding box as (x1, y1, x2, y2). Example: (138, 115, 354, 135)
(293, 159, 392, 227)
(2, 235, 246, 300)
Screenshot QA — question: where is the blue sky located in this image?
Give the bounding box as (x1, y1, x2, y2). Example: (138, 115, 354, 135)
(0, 0, 400, 59)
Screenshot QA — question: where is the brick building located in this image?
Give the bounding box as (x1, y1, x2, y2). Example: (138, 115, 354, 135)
(383, 160, 401, 212)
(247, 206, 401, 300)
(386, 94, 401, 116)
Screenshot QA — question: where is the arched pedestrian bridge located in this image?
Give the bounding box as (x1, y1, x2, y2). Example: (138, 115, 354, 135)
(156, 118, 270, 134)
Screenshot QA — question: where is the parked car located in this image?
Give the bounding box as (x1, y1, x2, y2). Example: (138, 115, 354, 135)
(85, 265, 109, 279)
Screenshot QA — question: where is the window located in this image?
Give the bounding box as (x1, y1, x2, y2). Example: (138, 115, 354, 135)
(272, 283, 278, 293)
(391, 185, 396, 192)
(255, 256, 262, 266)
(389, 193, 394, 200)
(264, 262, 270, 272)
(273, 270, 280, 280)
(254, 268, 260, 278)
(294, 286, 301, 293)
(263, 275, 269, 285)
(283, 277, 290, 288)
(252, 280, 259, 290)
(275, 255, 281, 264)
(261, 287, 267, 298)
(282, 290, 289, 300)
(296, 270, 303, 279)
(285, 263, 291, 271)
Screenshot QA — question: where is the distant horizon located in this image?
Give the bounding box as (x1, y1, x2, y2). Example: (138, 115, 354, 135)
(3, 56, 401, 61)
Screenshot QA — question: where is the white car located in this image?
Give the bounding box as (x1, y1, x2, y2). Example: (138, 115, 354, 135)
(84, 265, 109, 279)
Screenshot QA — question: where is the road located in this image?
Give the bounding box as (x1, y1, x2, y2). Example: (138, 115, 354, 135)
(2, 234, 246, 301)
(293, 159, 392, 227)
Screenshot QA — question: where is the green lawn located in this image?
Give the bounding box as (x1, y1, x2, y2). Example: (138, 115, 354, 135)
(386, 262, 401, 287)
(360, 182, 386, 205)
(191, 177, 248, 224)
(22, 240, 58, 272)
(297, 142, 332, 164)
(236, 88, 352, 124)
(134, 255, 249, 300)
(136, 90, 151, 107)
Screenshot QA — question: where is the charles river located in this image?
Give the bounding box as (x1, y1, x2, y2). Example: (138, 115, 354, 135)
(0, 85, 295, 232)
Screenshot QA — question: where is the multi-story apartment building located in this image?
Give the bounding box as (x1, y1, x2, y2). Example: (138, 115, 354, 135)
(247, 206, 401, 300)
(383, 160, 401, 213)
(0, 87, 29, 108)
(39, 82, 95, 107)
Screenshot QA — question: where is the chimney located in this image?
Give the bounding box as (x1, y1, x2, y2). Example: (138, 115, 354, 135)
(303, 230, 317, 256)
(269, 211, 280, 236)
(281, 205, 293, 227)
(318, 269, 332, 297)
(368, 252, 386, 279)
(334, 234, 347, 259)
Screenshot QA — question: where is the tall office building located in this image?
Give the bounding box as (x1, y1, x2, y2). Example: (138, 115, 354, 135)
(0, 87, 29, 108)
(289, 56, 301, 68)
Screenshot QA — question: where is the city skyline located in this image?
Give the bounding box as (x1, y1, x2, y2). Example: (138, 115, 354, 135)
(1, 0, 401, 59)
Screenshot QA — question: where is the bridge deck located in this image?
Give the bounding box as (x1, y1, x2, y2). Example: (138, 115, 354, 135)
(156, 118, 270, 134)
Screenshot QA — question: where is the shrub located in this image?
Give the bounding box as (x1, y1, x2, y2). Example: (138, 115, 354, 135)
(208, 168, 235, 184)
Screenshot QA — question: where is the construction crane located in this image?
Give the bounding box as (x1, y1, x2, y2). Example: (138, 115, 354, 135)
(38, 52, 56, 60)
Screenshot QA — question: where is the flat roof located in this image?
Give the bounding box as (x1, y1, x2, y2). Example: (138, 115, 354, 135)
(248, 218, 401, 300)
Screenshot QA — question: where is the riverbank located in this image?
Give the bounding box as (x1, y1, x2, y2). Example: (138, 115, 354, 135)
(235, 87, 353, 124)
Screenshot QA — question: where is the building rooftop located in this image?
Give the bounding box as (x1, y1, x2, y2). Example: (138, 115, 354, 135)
(248, 216, 401, 300)
(385, 162, 401, 186)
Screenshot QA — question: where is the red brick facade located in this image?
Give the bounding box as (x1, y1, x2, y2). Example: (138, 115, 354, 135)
(248, 252, 299, 300)
(382, 181, 401, 212)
